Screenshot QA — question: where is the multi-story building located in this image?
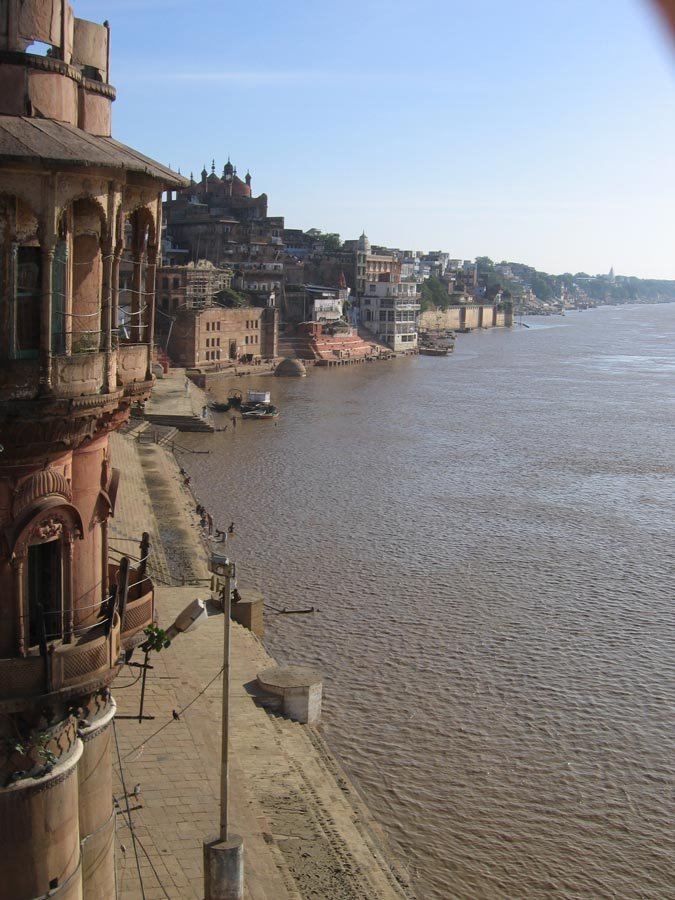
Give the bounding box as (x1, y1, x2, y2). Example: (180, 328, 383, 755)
(360, 279, 421, 351)
(353, 233, 419, 351)
(167, 306, 278, 368)
(354, 232, 402, 297)
(0, 3, 184, 897)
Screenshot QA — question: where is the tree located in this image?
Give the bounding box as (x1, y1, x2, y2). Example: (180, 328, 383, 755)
(420, 276, 451, 311)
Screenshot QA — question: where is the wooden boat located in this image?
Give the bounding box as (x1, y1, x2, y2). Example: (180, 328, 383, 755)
(419, 346, 450, 356)
(241, 404, 279, 419)
(240, 390, 279, 419)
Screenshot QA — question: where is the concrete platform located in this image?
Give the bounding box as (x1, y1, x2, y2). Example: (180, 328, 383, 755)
(257, 666, 323, 724)
(144, 368, 215, 431)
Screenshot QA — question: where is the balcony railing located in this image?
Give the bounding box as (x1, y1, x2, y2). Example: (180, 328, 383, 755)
(0, 615, 121, 708)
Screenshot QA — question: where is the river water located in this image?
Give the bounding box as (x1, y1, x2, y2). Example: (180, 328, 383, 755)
(179, 304, 675, 899)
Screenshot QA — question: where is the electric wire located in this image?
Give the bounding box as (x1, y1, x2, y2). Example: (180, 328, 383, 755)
(122, 664, 224, 761)
(112, 720, 146, 900)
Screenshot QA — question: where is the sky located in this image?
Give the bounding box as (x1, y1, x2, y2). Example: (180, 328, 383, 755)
(76, 0, 675, 279)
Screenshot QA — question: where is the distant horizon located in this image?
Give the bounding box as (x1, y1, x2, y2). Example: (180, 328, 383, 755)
(75, 0, 675, 281)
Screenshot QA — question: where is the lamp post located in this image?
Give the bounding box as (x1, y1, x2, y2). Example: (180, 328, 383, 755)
(204, 554, 244, 900)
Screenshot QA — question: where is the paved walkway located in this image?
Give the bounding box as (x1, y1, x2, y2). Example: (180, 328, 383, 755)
(109, 433, 413, 900)
(145, 368, 214, 431)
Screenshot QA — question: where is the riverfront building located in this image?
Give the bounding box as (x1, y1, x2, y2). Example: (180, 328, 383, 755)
(167, 304, 278, 369)
(355, 233, 421, 351)
(0, 2, 183, 896)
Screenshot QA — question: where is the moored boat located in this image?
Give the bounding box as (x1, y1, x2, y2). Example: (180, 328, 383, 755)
(419, 346, 450, 356)
(240, 390, 279, 419)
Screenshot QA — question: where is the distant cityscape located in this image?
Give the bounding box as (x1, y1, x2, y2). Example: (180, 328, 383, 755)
(151, 159, 675, 369)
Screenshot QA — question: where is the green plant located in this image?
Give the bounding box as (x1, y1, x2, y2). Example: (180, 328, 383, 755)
(143, 624, 171, 652)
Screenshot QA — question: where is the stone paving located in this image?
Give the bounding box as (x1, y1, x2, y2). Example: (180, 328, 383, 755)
(144, 368, 214, 431)
(108, 432, 412, 900)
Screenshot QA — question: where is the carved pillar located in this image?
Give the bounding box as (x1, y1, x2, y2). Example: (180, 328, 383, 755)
(63, 535, 75, 644)
(40, 242, 56, 391)
(101, 239, 115, 391)
(131, 251, 143, 344)
(111, 241, 122, 347)
(11, 556, 25, 657)
(145, 242, 158, 377)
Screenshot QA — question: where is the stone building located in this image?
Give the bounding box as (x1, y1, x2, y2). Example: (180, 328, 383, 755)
(163, 159, 284, 267)
(168, 305, 279, 369)
(0, 2, 184, 898)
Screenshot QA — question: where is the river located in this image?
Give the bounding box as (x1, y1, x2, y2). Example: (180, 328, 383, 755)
(177, 304, 675, 899)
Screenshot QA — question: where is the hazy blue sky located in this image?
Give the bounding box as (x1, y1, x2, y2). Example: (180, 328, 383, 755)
(78, 0, 675, 278)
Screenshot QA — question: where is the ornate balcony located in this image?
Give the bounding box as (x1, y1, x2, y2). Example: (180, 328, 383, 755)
(0, 614, 121, 713)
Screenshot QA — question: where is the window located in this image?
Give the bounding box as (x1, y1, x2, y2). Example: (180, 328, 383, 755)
(28, 540, 63, 646)
(245, 335, 249, 345)
(172, 277, 180, 289)
(162, 277, 169, 289)
(217, 321, 221, 331)
(10, 245, 42, 359)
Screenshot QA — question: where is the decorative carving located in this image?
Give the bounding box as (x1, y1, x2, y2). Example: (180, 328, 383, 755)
(13, 467, 72, 518)
(34, 517, 63, 542)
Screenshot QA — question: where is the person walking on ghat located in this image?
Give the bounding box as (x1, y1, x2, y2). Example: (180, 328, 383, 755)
(206, 512, 214, 536)
(231, 415, 237, 430)
(228, 522, 235, 535)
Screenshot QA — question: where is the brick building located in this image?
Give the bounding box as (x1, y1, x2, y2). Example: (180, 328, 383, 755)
(168, 306, 278, 369)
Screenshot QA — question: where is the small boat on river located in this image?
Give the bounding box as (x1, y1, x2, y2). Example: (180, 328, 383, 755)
(240, 390, 279, 419)
(418, 329, 455, 357)
(419, 345, 450, 356)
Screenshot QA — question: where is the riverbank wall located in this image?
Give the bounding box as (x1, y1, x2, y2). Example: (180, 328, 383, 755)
(420, 302, 512, 331)
(109, 429, 413, 899)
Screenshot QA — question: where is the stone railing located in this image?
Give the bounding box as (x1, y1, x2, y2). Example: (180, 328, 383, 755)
(108, 561, 155, 651)
(117, 344, 150, 385)
(0, 615, 121, 709)
(52, 352, 106, 398)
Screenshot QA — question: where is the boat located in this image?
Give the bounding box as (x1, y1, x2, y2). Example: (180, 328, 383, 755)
(241, 405, 279, 419)
(418, 330, 455, 357)
(419, 346, 450, 356)
(240, 390, 279, 419)
(209, 388, 243, 413)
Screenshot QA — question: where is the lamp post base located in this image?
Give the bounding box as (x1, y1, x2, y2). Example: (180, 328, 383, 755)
(203, 835, 244, 900)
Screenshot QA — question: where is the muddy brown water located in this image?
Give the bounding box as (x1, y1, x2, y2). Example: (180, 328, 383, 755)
(176, 304, 675, 899)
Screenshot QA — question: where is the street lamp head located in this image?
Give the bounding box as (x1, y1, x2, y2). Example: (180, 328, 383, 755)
(210, 552, 235, 578)
(166, 598, 208, 640)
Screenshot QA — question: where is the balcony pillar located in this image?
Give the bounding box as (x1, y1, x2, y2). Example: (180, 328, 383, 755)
(11, 555, 25, 656)
(64, 535, 75, 644)
(40, 242, 56, 391)
(111, 241, 122, 349)
(102, 239, 115, 392)
(145, 243, 158, 377)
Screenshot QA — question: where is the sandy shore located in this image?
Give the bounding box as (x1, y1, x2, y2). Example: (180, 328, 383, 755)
(109, 427, 414, 900)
